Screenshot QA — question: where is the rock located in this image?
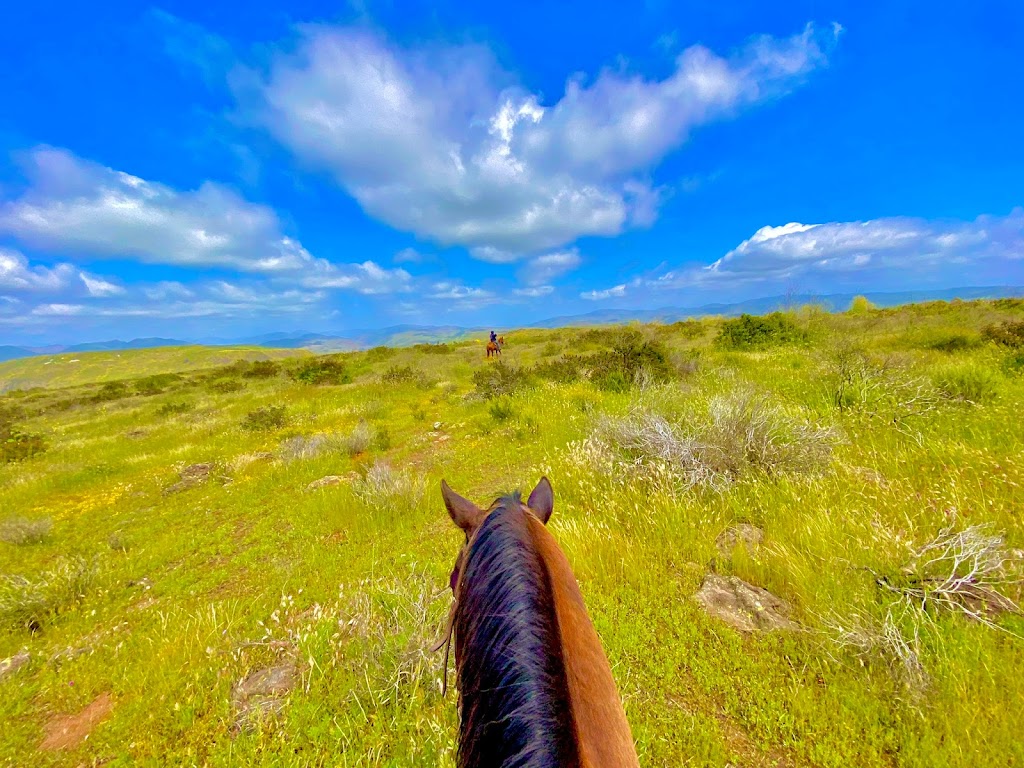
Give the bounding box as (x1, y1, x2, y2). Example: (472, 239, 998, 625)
(694, 573, 798, 633)
(232, 662, 297, 733)
(0, 651, 29, 681)
(40, 692, 114, 751)
(433, 421, 443, 430)
(307, 475, 343, 490)
(715, 524, 764, 558)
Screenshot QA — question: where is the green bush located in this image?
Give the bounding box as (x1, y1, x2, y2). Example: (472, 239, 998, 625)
(473, 361, 530, 400)
(242, 405, 289, 432)
(134, 373, 182, 396)
(207, 378, 246, 394)
(381, 365, 417, 384)
(290, 357, 351, 385)
(981, 320, 1024, 348)
(848, 295, 877, 314)
(0, 556, 97, 632)
(934, 363, 1000, 403)
(1002, 351, 1024, 376)
(157, 401, 193, 416)
(924, 333, 981, 352)
(92, 381, 130, 402)
(1, 424, 46, 463)
(365, 345, 397, 362)
(412, 343, 452, 355)
(531, 355, 587, 384)
(242, 360, 282, 379)
(716, 313, 805, 349)
(488, 398, 516, 421)
(589, 329, 673, 385)
(668, 320, 706, 339)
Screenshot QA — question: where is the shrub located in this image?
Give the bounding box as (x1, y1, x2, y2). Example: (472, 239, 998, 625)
(242, 405, 289, 432)
(716, 312, 805, 349)
(290, 357, 351, 385)
(531, 355, 587, 384)
(0, 556, 97, 632)
(668, 319, 706, 339)
(589, 330, 674, 388)
(848, 295, 877, 314)
(1002, 351, 1024, 376)
(243, 360, 282, 379)
(351, 461, 425, 516)
(157, 401, 193, 416)
(207, 378, 246, 394)
(473, 361, 530, 400)
(381, 365, 417, 384)
(134, 373, 182, 396)
(981, 320, 1024, 348)
(365, 345, 397, 362)
(1, 424, 46, 463)
(92, 381, 130, 402)
(413, 342, 452, 354)
(0, 516, 52, 545)
(341, 421, 374, 456)
(373, 425, 392, 452)
(488, 398, 516, 421)
(934, 363, 999, 403)
(924, 333, 980, 352)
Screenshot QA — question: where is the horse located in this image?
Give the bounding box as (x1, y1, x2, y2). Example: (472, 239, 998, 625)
(435, 477, 639, 768)
(485, 341, 501, 358)
(497, 335, 506, 346)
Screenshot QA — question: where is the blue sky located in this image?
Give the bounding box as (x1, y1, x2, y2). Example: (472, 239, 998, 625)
(1, 1, 1022, 344)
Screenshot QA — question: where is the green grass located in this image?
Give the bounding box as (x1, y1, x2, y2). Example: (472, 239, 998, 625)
(0, 346, 308, 391)
(1, 299, 1023, 766)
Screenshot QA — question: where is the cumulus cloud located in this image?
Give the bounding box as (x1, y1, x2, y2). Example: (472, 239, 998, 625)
(0, 248, 79, 293)
(518, 249, 582, 285)
(247, 22, 836, 258)
(0, 147, 317, 272)
(584, 209, 1024, 299)
(582, 283, 627, 300)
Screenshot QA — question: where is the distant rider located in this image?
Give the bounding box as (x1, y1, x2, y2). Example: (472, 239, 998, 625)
(489, 330, 497, 344)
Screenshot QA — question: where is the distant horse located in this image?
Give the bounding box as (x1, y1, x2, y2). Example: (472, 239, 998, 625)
(435, 478, 639, 768)
(485, 341, 501, 358)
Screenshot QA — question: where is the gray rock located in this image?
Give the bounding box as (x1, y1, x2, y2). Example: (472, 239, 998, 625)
(232, 662, 298, 732)
(307, 475, 343, 490)
(694, 573, 798, 633)
(0, 651, 29, 681)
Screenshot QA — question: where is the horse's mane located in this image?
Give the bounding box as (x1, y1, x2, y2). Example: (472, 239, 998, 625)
(454, 496, 579, 768)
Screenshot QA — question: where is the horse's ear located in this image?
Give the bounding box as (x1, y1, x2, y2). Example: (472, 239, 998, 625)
(527, 476, 554, 524)
(441, 480, 485, 532)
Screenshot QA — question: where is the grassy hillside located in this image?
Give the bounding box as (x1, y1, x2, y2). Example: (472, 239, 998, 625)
(2, 299, 1023, 767)
(0, 346, 309, 392)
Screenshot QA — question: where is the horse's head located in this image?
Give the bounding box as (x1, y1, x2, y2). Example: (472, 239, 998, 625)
(440, 477, 553, 598)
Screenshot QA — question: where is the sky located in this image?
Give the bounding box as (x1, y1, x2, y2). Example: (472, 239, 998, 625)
(1, 1, 1022, 345)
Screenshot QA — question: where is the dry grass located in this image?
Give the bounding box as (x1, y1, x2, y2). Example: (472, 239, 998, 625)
(0, 515, 52, 545)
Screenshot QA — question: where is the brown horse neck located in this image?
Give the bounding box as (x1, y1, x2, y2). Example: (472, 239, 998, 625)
(526, 514, 640, 768)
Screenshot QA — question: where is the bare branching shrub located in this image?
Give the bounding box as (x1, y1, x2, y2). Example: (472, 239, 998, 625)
(0, 556, 97, 632)
(351, 461, 426, 515)
(278, 434, 331, 461)
(0, 516, 52, 545)
(824, 523, 1022, 690)
(879, 523, 1022, 625)
(589, 389, 837, 489)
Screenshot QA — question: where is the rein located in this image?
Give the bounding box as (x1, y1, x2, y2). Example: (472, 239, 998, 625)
(431, 596, 458, 696)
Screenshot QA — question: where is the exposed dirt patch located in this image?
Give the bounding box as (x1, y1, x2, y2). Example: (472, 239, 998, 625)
(164, 462, 215, 494)
(40, 692, 114, 751)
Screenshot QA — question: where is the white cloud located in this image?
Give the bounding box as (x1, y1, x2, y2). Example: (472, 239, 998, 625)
(80, 273, 125, 297)
(247, 23, 835, 258)
(518, 249, 582, 285)
(586, 209, 1024, 299)
(300, 260, 412, 294)
(513, 285, 555, 298)
(0, 248, 78, 293)
(394, 247, 424, 263)
(582, 283, 627, 300)
(32, 303, 85, 316)
(0, 147, 317, 273)
(429, 281, 495, 301)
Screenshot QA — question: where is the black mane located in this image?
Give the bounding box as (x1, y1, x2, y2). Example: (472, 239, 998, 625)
(454, 498, 578, 768)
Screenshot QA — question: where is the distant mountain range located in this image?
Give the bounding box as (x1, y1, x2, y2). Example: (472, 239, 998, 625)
(2, 286, 1021, 364)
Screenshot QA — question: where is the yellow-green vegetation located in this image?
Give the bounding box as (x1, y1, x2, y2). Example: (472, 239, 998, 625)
(2, 299, 1024, 767)
(0, 346, 309, 392)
